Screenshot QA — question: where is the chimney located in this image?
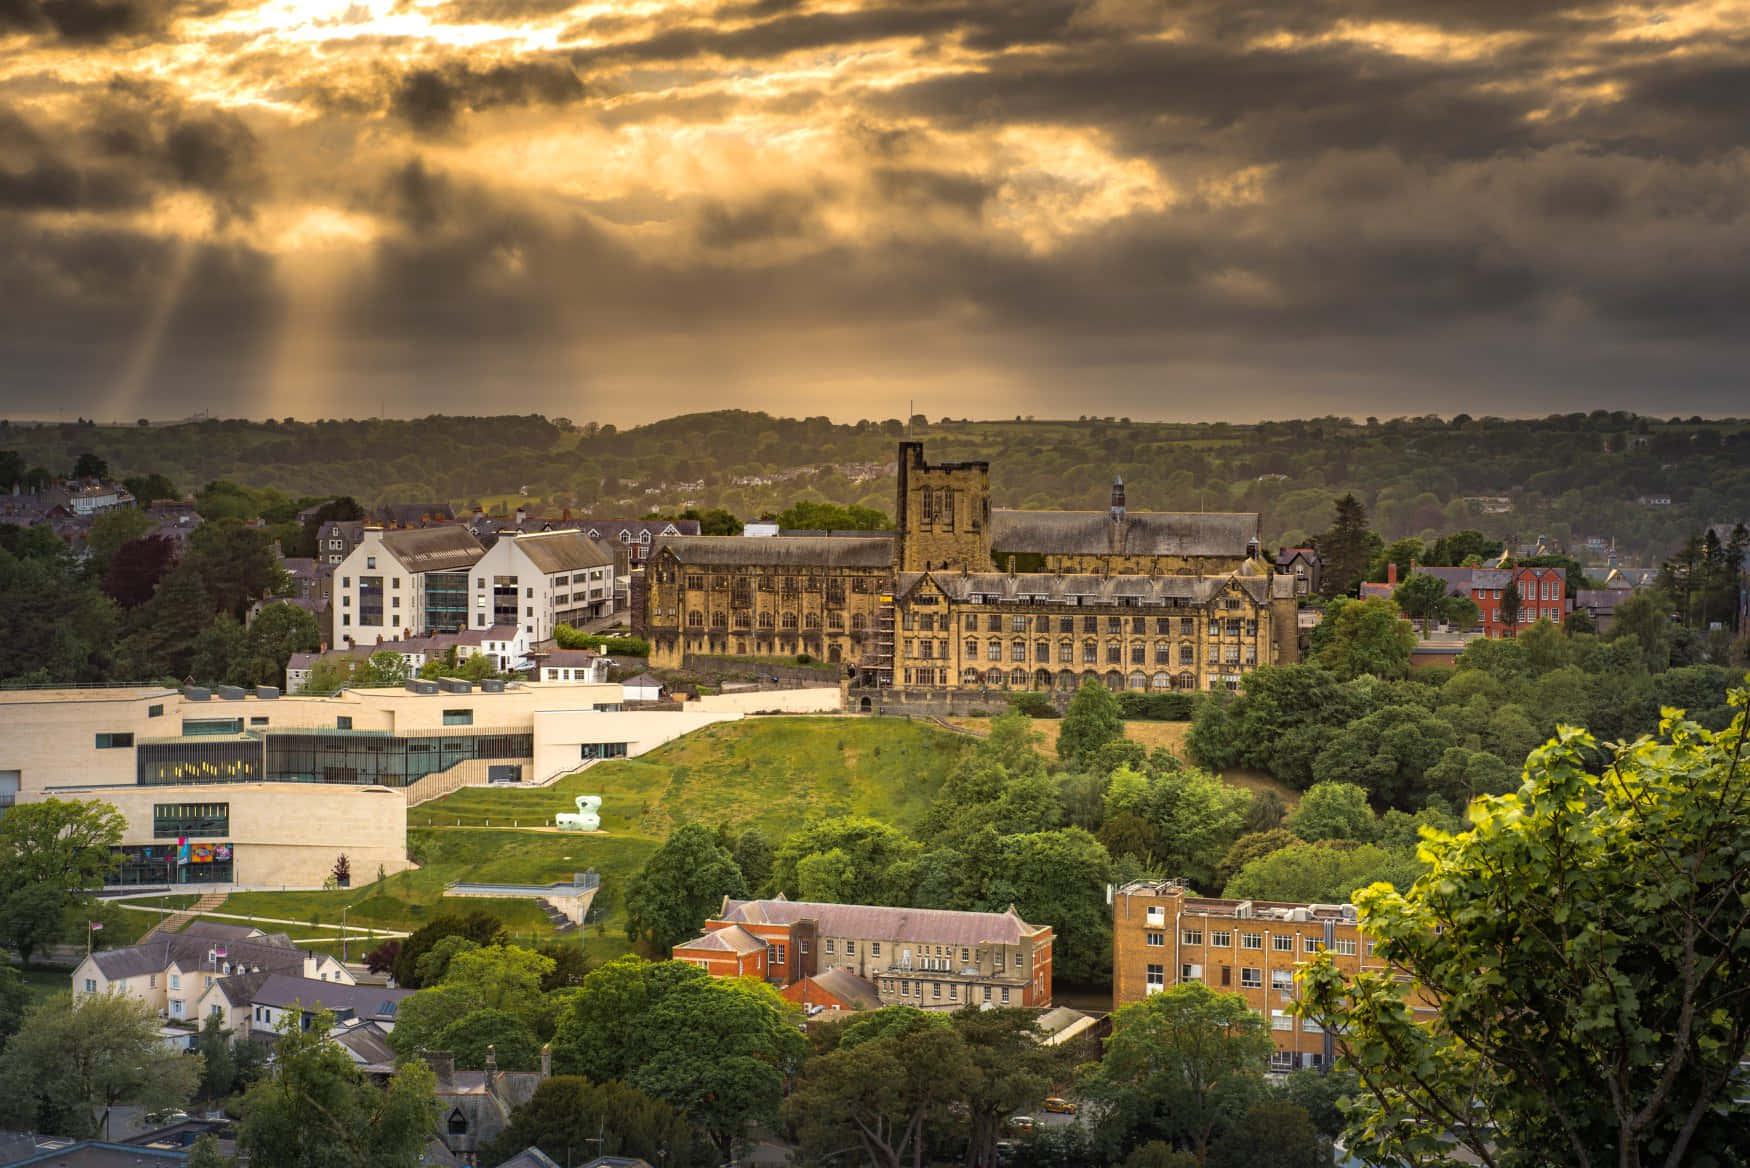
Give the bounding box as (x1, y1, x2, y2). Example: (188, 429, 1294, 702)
(422, 1050, 454, 1086)
(1387, 561, 1398, 587)
(483, 1045, 498, 1098)
(1006, 555, 1016, 576)
(540, 1043, 551, 1078)
(1110, 474, 1126, 520)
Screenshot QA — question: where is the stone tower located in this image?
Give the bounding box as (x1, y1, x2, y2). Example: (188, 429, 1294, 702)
(894, 442, 992, 573)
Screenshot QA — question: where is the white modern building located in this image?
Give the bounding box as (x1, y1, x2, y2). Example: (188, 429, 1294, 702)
(471, 529, 615, 642)
(334, 527, 485, 643)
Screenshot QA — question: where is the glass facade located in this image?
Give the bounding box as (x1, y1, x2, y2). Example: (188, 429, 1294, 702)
(114, 842, 234, 885)
(138, 730, 531, 787)
(359, 575, 384, 626)
(426, 571, 469, 633)
(493, 576, 519, 626)
(154, 802, 230, 838)
(182, 718, 244, 737)
(262, 730, 534, 786)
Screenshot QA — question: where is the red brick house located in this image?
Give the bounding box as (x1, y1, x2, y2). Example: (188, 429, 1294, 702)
(672, 896, 1053, 1011)
(1363, 561, 1571, 638)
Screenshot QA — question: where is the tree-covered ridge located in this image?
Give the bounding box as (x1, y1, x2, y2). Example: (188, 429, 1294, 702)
(5, 409, 1748, 563)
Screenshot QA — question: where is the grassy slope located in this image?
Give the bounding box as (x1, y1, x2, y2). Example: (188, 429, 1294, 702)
(215, 717, 968, 961)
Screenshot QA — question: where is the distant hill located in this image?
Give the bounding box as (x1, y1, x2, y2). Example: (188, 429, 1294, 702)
(3, 409, 1746, 562)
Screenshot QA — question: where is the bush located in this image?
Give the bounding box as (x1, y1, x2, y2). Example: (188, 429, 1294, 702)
(1116, 691, 1198, 720)
(1007, 691, 1058, 718)
(554, 625, 650, 657)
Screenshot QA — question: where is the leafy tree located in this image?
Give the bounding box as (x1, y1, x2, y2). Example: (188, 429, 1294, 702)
(481, 1076, 695, 1168)
(363, 939, 401, 975)
(1208, 1100, 1327, 1168)
(625, 823, 747, 953)
(185, 520, 286, 620)
(0, 798, 125, 965)
(357, 650, 411, 687)
(1606, 587, 1674, 673)
(769, 817, 920, 908)
(1081, 982, 1273, 1167)
(1313, 493, 1372, 597)
(1057, 679, 1123, 768)
(237, 1009, 436, 1168)
(391, 911, 509, 987)
(1124, 1143, 1199, 1168)
(0, 992, 203, 1137)
(122, 473, 180, 504)
(984, 828, 1112, 985)
(551, 957, 805, 1163)
(1393, 572, 1452, 635)
(1273, 1068, 1358, 1141)
(115, 562, 213, 680)
(729, 827, 774, 893)
(83, 507, 152, 579)
(435, 1008, 542, 1071)
(1498, 575, 1522, 632)
(0, 965, 30, 1055)
(190, 614, 247, 684)
(772, 500, 892, 530)
(194, 1012, 263, 1100)
(1215, 828, 1299, 885)
(1312, 597, 1414, 680)
(386, 983, 482, 1061)
(1222, 841, 1422, 904)
(103, 534, 180, 608)
(954, 1007, 1065, 1168)
(785, 1007, 973, 1168)
(1283, 781, 1377, 843)
(1310, 705, 1456, 808)
(72, 452, 108, 479)
(0, 542, 120, 682)
(1299, 696, 1750, 1168)
(236, 603, 321, 687)
(442, 944, 555, 1020)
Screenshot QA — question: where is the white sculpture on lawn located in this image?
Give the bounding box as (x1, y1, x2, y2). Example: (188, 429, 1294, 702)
(556, 795, 602, 832)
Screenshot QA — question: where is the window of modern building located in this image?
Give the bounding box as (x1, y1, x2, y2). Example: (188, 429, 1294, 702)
(95, 732, 134, 749)
(250, 716, 269, 726)
(1271, 969, 1294, 991)
(1273, 934, 1294, 952)
(1240, 967, 1262, 988)
(1182, 929, 1203, 946)
(1332, 937, 1358, 955)
(1210, 930, 1231, 947)
(1304, 936, 1323, 953)
(1145, 932, 1163, 947)
(1272, 1010, 1293, 1031)
(1145, 964, 1165, 992)
(579, 743, 628, 760)
(182, 719, 243, 737)
(148, 704, 164, 717)
(154, 803, 229, 838)
(337, 716, 353, 730)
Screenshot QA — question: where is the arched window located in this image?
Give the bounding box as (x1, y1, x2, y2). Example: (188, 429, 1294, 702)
(1009, 668, 1028, 688)
(733, 611, 751, 629)
(827, 612, 844, 630)
(781, 612, 799, 629)
(1177, 670, 1196, 690)
(1034, 669, 1052, 690)
(1128, 671, 1147, 690)
(758, 612, 774, 629)
(851, 613, 867, 631)
(804, 613, 822, 629)
(686, 611, 703, 627)
(962, 667, 982, 686)
(1057, 670, 1077, 690)
(1104, 671, 1124, 692)
(1152, 671, 1171, 691)
(986, 668, 1005, 687)
(710, 612, 727, 628)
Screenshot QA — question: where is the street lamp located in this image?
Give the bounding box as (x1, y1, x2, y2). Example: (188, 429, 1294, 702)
(341, 904, 353, 964)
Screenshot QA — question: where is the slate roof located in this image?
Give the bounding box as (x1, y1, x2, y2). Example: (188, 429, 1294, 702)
(654, 534, 894, 568)
(990, 509, 1257, 558)
(249, 974, 411, 1020)
(492, 1150, 564, 1168)
(719, 897, 1047, 946)
(379, 503, 457, 526)
(380, 527, 486, 573)
(508, 531, 613, 574)
(1275, 547, 1318, 565)
(90, 933, 311, 981)
(896, 569, 1292, 605)
(681, 925, 766, 955)
(180, 921, 276, 943)
(804, 969, 883, 1010)
(332, 1020, 397, 1069)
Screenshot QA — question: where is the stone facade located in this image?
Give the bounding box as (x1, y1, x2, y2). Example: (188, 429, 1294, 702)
(645, 441, 1300, 693)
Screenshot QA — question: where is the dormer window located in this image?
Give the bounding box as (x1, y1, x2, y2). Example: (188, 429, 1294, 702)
(447, 1109, 467, 1136)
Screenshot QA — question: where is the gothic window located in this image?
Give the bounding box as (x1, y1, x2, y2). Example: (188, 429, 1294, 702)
(986, 668, 1005, 687)
(1009, 668, 1027, 688)
(1128, 671, 1147, 690)
(804, 613, 822, 629)
(963, 668, 982, 686)
(827, 612, 844, 630)
(782, 612, 799, 629)
(1035, 640, 1049, 659)
(1130, 643, 1146, 664)
(711, 612, 728, 628)
(759, 612, 775, 629)
(1152, 671, 1172, 691)
(851, 613, 867, 631)
(687, 611, 704, 627)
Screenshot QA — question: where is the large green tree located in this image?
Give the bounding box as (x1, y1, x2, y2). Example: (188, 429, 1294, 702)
(984, 827, 1113, 985)
(1081, 982, 1274, 1167)
(1312, 597, 1415, 681)
(481, 1076, 696, 1167)
(768, 817, 920, 907)
(625, 823, 748, 953)
(954, 1007, 1064, 1168)
(237, 1010, 436, 1168)
(1313, 494, 1373, 598)
(0, 992, 203, 1137)
(0, 798, 125, 964)
(551, 957, 805, 1162)
(1058, 679, 1123, 769)
(1299, 695, 1750, 1168)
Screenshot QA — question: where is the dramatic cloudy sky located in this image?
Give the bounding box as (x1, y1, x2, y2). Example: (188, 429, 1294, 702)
(1, 0, 1747, 424)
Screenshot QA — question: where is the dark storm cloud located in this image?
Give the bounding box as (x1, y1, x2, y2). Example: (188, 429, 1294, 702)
(391, 57, 586, 132)
(0, 0, 228, 41)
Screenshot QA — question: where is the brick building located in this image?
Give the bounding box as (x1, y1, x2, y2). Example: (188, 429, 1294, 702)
(673, 896, 1053, 1011)
(646, 442, 1300, 695)
(1112, 880, 1438, 1072)
(1364, 561, 1571, 638)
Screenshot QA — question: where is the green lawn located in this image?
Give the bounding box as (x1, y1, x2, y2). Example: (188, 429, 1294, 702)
(207, 717, 967, 962)
(18, 967, 68, 1002)
(413, 716, 967, 839)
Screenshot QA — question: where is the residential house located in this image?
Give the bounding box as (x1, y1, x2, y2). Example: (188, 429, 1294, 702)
(470, 530, 617, 642)
(620, 673, 663, 702)
(377, 502, 458, 528)
(71, 921, 353, 1024)
(672, 895, 1053, 1010)
(334, 527, 487, 643)
(1575, 587, 1636, 633)
(1274, 548, 1321, 597)
(423, 1050, 547, 1165)
(69, 481, 135, 516)
(316, 520, 367, 566)
(780, 969, 883, 1017)
(533, 650, 614, 684)
(1363, 561, 1571, 638)
(1112, 880, 1439, 1073)
(227, 973, 411, 1037)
